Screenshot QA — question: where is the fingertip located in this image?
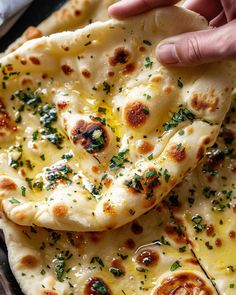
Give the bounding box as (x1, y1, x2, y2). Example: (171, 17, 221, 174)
(108, 2, 127, 19)
(108, 4, 119, 18)
(156, 43, 180, 65)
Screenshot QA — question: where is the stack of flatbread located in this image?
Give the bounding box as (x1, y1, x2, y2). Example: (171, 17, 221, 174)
(0, 0, 235, 294)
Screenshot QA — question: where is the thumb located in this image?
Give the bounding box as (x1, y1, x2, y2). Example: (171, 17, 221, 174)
(156, 20, 236, 66)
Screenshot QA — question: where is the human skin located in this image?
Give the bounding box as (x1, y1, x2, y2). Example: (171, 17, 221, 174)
(108, 0, 236, 66)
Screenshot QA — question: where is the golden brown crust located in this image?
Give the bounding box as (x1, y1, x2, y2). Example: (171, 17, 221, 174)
(0, 178, 17, 191)
(137, 140, 154, 154)
(61, 64, 74, 75)
(0, 97, 17, 137)
(164, 224, 186, 244)
(19, 255, 38, 269)
(24, 27, 43, 41)
(84, 277, 112, 295)
(53, 204, 69, 218)
(124, 102, 149, 128)
(168, 144, 186, 162)
(191, 91, 219, 112)
(29, 56, 41, 65)
(155, 272, 214, 294)
(71, 120, 108, 154)
(81, 69, 91, 78)
(136, 249, 159, 267)
(109, 47, 130, 66)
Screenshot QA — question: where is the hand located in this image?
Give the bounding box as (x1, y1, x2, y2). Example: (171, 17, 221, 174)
(108, 0, 236, 66)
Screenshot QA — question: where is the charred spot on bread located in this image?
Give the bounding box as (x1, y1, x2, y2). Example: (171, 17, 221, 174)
(0, 177, 17, 191)
(124, 101, 150, 128)
(136, 249, 159, 267)
(53, 204, 68, 218)
(29, 56, 40, 65)
(168, 144, 186, 162)
(155, 272, 214, 294)
(191, 92, 219, 112)
(84, 277, 112, 295)
(19, 255, 38, 269)
(61, 64, 74, 75)
(71, 120, 108, 154)
(109, 47, 130, 66)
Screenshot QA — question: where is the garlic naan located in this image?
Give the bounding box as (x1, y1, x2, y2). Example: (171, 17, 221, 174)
(0, 7, 233, 231)
(0, 205, 216, 295)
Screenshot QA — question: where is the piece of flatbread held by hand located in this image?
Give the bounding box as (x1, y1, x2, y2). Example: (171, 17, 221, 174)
(0, 7, 234, 231)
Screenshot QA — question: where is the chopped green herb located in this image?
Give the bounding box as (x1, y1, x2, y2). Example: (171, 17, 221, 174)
(21, 186, 26, 197)
(9, 197, 20, 204)
(25, 177, 33, 189)
(32, 130, 39, 141)
(46, 165, 72, 190)
(147, 153, 153, 160)
(103, 81, 111, 94)
(109, 267, 125, 277)
(192, 214, 206, 233)
(90, 256, 104, 270)
(142, 108, 149, 115)
(89, 115, 106, 126)
(98, 107, 107, 114)
(146, 170, 157, 178)
(124, 173, 143, 192)
(205, 241, 213, 250)
(163, 108, 195, 131)
(92, 280, 108, 295)
(62, 152, 73, 160)
(40, 154, 45, 161)
(9, 145, 23, 169)
(55, 254, 65, 281)
(163, 169, 170, 182)
(117, 253, 128, 260)
(143, 40, 152, 46)
(143, 93, 152, 100)
(170, 260, 181, 271)
(15, 90, 42, 109)
(202, 187, 216, 199)
(144, 57, 153, 68)
(41, 128, 64, 149)
(109, 149, 129, 170)
(177, 78, 184, 88)
(38, 104, 57, 127)
(179, 246, 186, 253)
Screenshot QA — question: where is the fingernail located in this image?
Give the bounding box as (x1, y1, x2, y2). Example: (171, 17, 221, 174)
(157, 43, 180, 64)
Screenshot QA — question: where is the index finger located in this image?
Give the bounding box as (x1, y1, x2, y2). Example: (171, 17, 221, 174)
(108, 0, 179, 19)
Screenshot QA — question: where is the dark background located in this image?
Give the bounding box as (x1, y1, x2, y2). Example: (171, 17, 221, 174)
(0, 2, 67, 294)
(0, 0, 67, 52)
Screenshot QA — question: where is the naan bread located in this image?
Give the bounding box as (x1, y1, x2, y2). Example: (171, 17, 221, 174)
(168, 90, 236, 295)
(2, 0, 187, 56)
(0, 205, 216, 295)
(2, 0, 119, 56)
(0, 7, 234, 231)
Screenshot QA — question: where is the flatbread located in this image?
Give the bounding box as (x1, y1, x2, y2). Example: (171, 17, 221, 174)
(2, 0, 187, 56)
(0, 205, 217, 295)
(0, 7, 234, 231)
(168, 89, 236, 294)
(2, 0, 119, 56)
